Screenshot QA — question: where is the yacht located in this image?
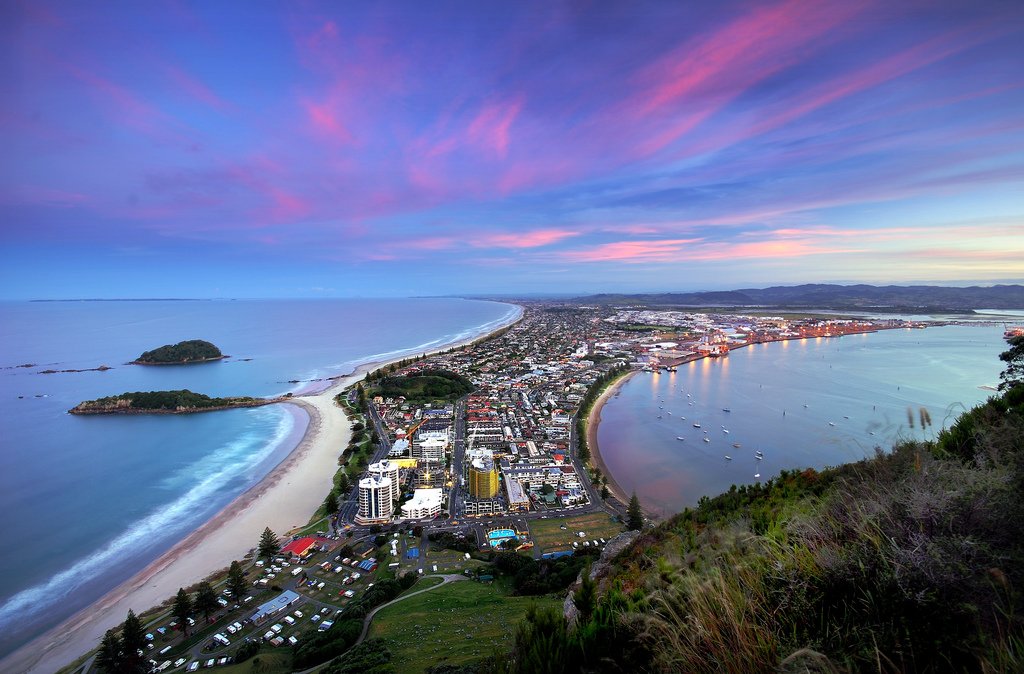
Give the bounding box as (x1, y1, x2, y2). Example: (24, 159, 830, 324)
(724, 455, 732, 460)
(693, 422, 701, 428)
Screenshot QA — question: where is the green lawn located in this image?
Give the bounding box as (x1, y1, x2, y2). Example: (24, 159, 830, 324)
(528, 513, 624, 553)
(214, 650, 292, 674)
(368, 580, 562, 672)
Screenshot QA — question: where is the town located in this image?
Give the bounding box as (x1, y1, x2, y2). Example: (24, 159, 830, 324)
(91, 304, 930, 674)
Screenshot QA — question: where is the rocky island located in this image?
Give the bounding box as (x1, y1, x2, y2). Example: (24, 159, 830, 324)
(69, 389, 285, 415)
(132, 339, 224, 365)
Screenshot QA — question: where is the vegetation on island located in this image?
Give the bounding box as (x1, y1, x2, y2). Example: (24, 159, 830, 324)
(133, 339, 224, 364)
(69, 389, 277, 414)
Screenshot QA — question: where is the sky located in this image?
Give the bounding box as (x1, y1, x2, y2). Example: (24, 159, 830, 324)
(1, 0, 1022, 299)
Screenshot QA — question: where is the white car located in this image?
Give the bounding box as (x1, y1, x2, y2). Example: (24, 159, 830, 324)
(284, 616, 295, 625)
(288, 635, 299, 646)
(187, 663, 199, 672)
(270, 623, 283, 633)
(293, 610, 303, 618)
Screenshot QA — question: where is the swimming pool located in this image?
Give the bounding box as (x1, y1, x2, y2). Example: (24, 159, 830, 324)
(487, 529, 516, 547)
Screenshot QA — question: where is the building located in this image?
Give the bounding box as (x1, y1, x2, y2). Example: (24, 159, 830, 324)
(413, 461, 445, 488)
(368, 460, 400, 492)
(389, 438, 410, 457)
(468, 451, 499, 499)
(414, 436, 447, 463)
(249, 590, 300, 625)
(504, 473, 530, 512)
(400, 488, 444, 519)
(356, 475, 394, 524)
(280, 537, 317, 560)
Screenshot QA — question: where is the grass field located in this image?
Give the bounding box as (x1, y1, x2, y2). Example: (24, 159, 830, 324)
(368, 579, 562, 672)
(528, 512, 624, 553)
(214, 650, 291, 673)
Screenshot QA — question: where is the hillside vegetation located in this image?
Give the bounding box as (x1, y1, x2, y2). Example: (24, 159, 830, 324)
(373, 370, 474, 403)
(469, 338, 1024, 674)
(134, 339, 223, 364)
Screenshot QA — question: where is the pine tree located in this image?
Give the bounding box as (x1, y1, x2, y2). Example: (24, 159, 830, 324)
(194, 582, 219, 623)
(999, 335, 1024, 391)
(227, 560, 248, 600)
(121, 609, 149, 673)
(601, 484, 611, 500)
(172, 588, 194, 636)
(626, 491, 644, 531)
(96, 629, 123, 673)
(258, 527, 279, 559)
(324, 490, 339, 514)
(574, 562, 597, 621)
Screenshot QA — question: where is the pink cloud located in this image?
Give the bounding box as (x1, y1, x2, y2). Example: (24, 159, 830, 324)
(562, 238, 699, 263)
(164, 65, 234, 114)
(403, 228, 579, 253)
(467, 97, 524, 158)
(303, 98, 353, 143)
(627, 0, 870, 154)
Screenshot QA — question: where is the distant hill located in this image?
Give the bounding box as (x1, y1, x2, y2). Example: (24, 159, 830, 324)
(580, 283, 1024, 311)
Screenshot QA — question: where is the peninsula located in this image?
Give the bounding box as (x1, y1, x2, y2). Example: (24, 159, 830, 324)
(132, 339, 224, 365)
(69, 389, 283, 415)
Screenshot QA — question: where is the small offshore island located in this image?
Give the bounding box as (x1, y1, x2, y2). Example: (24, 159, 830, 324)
(131, 339, 225, 365)
(69, 389, 284, 415)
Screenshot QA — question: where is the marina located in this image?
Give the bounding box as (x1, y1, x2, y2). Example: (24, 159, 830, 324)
(596, 325, 1005, 515)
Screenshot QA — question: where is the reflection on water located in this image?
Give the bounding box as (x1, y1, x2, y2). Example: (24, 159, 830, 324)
(597, 326, 1004, 516)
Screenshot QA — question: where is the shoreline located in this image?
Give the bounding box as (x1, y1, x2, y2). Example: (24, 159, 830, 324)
(586, 371, 638, 509)
(3, 304, 523, 674)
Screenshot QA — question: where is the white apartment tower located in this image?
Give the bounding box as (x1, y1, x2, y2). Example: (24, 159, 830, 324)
(355, 474, 394, 524)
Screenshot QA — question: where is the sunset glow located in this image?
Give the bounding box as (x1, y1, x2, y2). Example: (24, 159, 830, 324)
(2, 1, 1022, 297)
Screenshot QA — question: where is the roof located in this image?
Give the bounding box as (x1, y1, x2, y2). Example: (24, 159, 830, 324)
(281, 537, 316, 556)
(249, 590, 300, 622)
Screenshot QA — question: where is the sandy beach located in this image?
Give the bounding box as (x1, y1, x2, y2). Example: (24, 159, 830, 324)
(3, 306, 522, 674)
(586, 371, 638, 508)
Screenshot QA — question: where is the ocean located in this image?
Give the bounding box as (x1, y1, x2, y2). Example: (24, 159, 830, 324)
(596, 325, 1007, 517)
(0, 297, 517, 658)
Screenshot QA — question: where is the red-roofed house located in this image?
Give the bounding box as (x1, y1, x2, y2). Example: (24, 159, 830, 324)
(281, 537, 317, 560)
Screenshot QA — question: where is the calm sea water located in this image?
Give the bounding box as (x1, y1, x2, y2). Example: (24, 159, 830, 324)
(597, 325, 1006, 517)
(0, 298, 516, 657)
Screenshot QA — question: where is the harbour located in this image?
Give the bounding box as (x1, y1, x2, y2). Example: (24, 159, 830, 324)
(594, 324, 1006, 516)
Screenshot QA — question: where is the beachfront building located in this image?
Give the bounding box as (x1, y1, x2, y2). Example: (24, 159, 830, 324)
(400, 488, 444, 519)
(368, 459, 400, 495)
(280, 536, 317, 561)
(468, 450, 499, 499)
(356, 475, 394, 524)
